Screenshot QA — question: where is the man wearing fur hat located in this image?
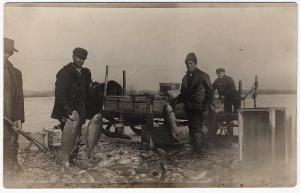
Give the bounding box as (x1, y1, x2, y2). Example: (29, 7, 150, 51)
(3, 37, 25, 183)
(51, 47, 92, 168)
(175, 52, 215, 153)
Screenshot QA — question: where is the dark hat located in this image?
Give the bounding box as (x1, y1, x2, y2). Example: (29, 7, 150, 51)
(4, 37, 19, 53)
(73, 47, 88, 59)
(216, 68, 225, 73)
(185, 52, 197, 64)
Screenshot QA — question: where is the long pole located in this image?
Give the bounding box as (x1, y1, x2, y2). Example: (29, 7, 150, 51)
(238, 80, 242, 109)
(104, 65, 109, 97)
(103, 65, 109, 110)
(123, 70, 126, 96)
(253, 75, 258, 108)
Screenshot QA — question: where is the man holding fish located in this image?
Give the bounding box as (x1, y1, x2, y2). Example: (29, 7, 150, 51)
(51, 47, 102, 169)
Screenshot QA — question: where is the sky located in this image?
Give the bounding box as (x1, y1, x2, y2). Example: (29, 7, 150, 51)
(3, 3, 297, 92)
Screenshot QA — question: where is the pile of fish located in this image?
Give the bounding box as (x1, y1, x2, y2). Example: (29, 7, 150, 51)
(13, 134, 249, 188)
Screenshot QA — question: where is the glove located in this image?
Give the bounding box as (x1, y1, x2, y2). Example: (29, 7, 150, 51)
(208, 103, 216, 112)
(63, 106, 73, 117)
(12, 120, 22, 131)
(168, 97, 177, 109)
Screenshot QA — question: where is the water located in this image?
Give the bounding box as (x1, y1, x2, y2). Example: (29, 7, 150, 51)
(22, 94, 296, 132)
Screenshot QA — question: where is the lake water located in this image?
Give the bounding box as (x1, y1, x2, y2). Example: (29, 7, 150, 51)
(22, 94, 297, 132)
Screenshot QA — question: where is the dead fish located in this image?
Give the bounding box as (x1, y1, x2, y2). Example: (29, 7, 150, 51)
(189, 171, 207, 181)
(61, 111, 81, 167)
(86, 113, 103, 159)
(163, 104, 180, 142)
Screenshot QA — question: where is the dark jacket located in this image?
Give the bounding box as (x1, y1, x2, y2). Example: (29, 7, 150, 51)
(177, 68, 214, 111)
(51, 63, 91, 121)
(4, 62, 25, 122)
(212, 75, 237, 98)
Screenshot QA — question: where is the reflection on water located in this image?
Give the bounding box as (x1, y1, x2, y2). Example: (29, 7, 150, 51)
(22, 94, 296, 132)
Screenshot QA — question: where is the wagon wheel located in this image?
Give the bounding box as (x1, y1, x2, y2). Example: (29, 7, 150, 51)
(129, 124, 142, 135)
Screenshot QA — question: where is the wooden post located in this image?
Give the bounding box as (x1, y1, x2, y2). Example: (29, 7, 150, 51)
(144, 96, 154, 149)
(238, 80, 242, 109)
(269, 109, 276, 167)
(123, 70, 126, 96)
(238, 111, 244, 160)
(104, 65, 109, 97)
(254, 75, 258, 108)
(103, 65, 109, 110)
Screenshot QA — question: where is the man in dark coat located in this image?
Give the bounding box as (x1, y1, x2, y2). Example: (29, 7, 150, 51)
(175, 53, 215, 152)
(212, 68, 239, 113)
(51, 47, 92, 166)
(3, 37, 25, 183)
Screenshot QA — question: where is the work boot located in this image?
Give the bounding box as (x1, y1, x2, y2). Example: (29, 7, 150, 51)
(191, 132, 203, 155)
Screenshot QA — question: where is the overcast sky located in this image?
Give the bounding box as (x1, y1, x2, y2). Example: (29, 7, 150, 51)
(4, 3, 297, 91)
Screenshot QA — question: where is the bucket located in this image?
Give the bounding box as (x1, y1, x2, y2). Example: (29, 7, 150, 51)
(45, 126, 62, 149)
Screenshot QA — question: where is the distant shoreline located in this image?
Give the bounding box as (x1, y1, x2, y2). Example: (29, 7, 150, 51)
(24, 89, 296, 98)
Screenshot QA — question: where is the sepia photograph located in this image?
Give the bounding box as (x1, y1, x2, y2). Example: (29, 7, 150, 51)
(2, 2, 297, 189)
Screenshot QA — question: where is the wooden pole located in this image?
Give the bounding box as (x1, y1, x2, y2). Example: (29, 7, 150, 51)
(254, 75, 258, 108)
(123, 70, 126, 96)
(104, 65, 109, 97)
(238, 80, 242, 109)
(103, 65, 109, 110)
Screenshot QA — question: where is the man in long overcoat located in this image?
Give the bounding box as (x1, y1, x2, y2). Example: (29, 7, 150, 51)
(3, 37, 25, 183)
(51, 47, 92, 166)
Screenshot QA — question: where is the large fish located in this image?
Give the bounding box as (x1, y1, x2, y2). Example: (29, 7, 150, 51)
(86, 113, 103, 159)
(61, 111, 81, 167)
(163, 104, 182, 142)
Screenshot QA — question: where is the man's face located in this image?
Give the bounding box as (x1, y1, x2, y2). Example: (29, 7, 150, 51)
(217, 72, 225, 78)
(72, 55, 86, 68)
(186, 60, 197, 72)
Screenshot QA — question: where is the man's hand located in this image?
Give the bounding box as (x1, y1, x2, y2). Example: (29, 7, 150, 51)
(168, 98, 177, 109)
(208, 103, 216, 112)
(12, 120, 22, 131)
(63, 106, 74, 120)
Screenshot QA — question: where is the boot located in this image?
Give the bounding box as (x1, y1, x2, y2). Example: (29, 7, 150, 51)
(192, 132, 203, 154)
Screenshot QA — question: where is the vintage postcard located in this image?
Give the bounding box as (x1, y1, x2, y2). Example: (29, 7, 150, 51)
(2, 2, 297, 189)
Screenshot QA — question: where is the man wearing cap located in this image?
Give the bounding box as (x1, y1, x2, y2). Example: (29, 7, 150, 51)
(174, 52, 215, 153)
(51, 47, 92, 168)
(212, 68, 239, 113)
(3, 37, 25, 182)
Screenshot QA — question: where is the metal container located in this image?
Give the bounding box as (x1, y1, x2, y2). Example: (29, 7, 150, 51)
(45, 126, 62, 149)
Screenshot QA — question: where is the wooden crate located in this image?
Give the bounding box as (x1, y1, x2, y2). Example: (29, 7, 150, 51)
(133, 96, 147, 113)
(153, 96, 168, 114)
(238, 107, 287, 165)
(104, 96, 119, 112)
(119, 97, 134, 112)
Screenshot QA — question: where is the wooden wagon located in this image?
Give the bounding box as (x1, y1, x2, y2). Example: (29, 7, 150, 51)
(100, 94, 239, 149)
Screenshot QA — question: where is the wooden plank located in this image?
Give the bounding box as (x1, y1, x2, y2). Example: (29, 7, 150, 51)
(238, 111, 244, 160)
(270, 109, 276, 166)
